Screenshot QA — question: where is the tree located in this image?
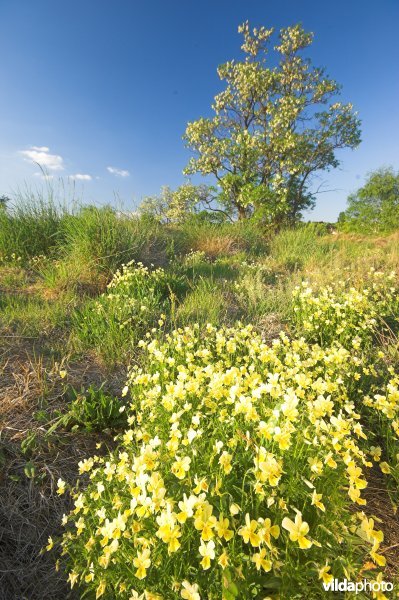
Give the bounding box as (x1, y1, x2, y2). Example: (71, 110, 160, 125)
(338, 167, 399, 233)
(0, 195, 10, 210)
(183, 22, 361, 224)
(138, 183, 232, 223)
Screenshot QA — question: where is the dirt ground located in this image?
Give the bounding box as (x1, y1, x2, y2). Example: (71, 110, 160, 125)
(0, 336, 119, 600)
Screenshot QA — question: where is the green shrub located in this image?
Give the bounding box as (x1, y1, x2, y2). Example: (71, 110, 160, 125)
(62, 384, 126, 432)
(73, 261, 185, 365)
(338, 168, 399, 234)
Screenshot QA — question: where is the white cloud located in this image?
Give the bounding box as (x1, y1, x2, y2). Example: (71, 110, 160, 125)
(34, 172, 54, 180)
(20, 146, 64, 171)
(70, 173, 92, 181)
(107, 166, 130, 177)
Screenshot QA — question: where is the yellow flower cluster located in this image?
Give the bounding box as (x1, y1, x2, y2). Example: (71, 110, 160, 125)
(98, 260, 169, 330)
(292, 269, 397, 346)
(58, 269, 399, 598)
(80, 261, 176, 357)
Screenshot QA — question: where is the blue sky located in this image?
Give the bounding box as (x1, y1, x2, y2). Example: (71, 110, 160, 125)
(0, 0, 398, 221)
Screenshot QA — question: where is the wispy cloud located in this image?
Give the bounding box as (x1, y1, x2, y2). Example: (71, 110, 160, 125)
(20, 146, 64, 171)
(107, 166, 130, 177)
(70, 173, 92, 181)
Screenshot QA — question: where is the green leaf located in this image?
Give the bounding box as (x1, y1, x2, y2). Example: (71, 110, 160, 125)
(24, 461, 36, 479)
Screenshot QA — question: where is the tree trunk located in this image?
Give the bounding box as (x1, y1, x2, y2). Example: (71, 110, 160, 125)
(237, 204, 247, 220)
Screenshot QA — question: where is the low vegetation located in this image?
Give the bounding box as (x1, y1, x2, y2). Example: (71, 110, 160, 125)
(1, 195, 399, 599)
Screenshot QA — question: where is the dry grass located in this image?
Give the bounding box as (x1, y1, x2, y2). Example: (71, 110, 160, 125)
(190, 234, 241, 259)
(362, 468, 399, 580)
(256, 312, 287, 341)
(0, 479, 76, 600)
(0, 337, 122, 600)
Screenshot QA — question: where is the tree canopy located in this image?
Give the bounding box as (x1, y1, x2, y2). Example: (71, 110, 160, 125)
(338, 167, 399, 233)
(138, 183, 229, 224)
(183, 22, 361, 224)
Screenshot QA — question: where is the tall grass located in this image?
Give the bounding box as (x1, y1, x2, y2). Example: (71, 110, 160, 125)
(1, 186, 399, 367)
(59, 207, 166, 275)
(0, 191, 66, 260)
(176, 278, 229, 326)
(270, 223, 336, 271)
(36, 208, 168, 294)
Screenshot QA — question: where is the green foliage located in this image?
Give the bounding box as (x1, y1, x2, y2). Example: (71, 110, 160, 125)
(0, 195, 10, 208)
(184, 22, 361, 224)
(2, 190, 399, 599)
(292, 270, 399, 347)
(234, 261, 292, 322)
(181, 252, 238, 282)
(338, 167, 399, 234)
(0, 289, 75, 337)
(73, 261, 185, 365)
(139, 184, 222, 224)
(65, 384, 126, 432)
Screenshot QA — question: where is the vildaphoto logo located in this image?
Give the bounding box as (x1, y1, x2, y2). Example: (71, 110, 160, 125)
(323, 578, 393, 594)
